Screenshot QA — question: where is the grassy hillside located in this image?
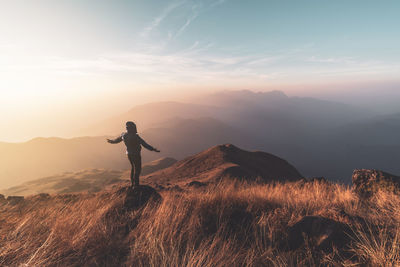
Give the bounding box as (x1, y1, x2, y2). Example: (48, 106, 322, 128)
(1, 180, 399, 266)
(1, 169, 126, 196)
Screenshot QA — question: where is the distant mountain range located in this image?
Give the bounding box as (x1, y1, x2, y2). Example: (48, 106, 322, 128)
(1, 90, 399, 188)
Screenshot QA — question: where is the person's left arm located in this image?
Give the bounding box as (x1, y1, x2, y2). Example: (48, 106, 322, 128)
(138, 136, 160, 152)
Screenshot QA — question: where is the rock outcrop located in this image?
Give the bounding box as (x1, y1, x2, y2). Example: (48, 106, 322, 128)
(30, 193, 51, 202)
(123, 185, 161, 210)
(187, 181, 207, 188)
(6, 196, 24, 205)
(352, 169, 400, 198)
(144, 144, 302, 186)
(287, 216, 352, 254)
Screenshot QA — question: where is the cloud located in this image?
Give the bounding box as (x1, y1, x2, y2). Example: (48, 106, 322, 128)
(308, 56, 356, 64)
(2, 39, 399, 88)
(246, 56, 285, 66)
(140, 0, 185, 38)
(171, 0, 229, 39)
(172, 6, 200, 39)
(141, 0, 228, 42)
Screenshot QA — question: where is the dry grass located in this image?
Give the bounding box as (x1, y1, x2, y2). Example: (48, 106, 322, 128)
(0, 181, 399, 266)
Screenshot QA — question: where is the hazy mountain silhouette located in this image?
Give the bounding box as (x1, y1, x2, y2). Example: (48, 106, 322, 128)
(320, 112, 400, 178)
(334, 112, 400, 146)
(79, 101, 221, 136)
(81, 90, 372, 141)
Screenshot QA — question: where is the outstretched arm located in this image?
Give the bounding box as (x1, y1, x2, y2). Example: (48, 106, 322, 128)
(107, 135, 123, 144)
(138, 136, 160, 152)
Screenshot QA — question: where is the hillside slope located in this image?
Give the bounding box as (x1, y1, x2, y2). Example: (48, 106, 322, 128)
(144, 144, 302, 186)
(1, 157, 177, 196)
(0, 180, 398, 266)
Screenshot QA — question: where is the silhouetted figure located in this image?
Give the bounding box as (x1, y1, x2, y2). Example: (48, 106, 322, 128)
(107, 121, 160, 187)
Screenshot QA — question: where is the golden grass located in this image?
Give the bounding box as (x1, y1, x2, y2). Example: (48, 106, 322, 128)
(0, 181, 399, 266)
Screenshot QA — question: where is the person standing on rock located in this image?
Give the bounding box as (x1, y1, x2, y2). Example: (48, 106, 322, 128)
(107, 121, 160, 188)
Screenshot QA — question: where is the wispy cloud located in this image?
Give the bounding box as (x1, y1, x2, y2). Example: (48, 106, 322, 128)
(2, 38, 398, 88)
(141, 0, 228, 42)
(140, 0, 185, 38)
(308, 56, 356, 64)
(172, 5, 200, 39)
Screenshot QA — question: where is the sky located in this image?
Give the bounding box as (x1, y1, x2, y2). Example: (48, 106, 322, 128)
(0, 0, 400, 141)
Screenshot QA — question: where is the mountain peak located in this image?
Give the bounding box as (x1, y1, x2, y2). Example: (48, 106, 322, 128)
(203, 143, 240, 153)
(143, 144, 302, 185)
(212, 89, 288, 99)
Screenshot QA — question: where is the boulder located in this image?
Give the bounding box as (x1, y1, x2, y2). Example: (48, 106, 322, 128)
(7, 196, 24, 205)
(123, 185, 161, 210)
(30, 193, 51, 201)
(167, 185, 184, 192)
(187, 181, 207, 188)
(352, 169, 400, 198)
(287, 216, 352, 253)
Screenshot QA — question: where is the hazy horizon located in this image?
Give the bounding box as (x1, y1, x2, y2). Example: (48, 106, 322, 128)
(2, 85, 400, 143)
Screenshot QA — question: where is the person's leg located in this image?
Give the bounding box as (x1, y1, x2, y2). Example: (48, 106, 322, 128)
(133, 154, 142, 186)
(127, 154, 135, 187)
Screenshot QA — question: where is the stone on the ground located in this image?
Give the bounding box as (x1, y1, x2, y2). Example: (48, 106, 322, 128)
(7, 196, 24, 205)
(0, 194, 5, 203)
(352, 169, 400, 198)
(31, 193, 51, 201)
(123, 185, 161, 210)
(287, 216, 352, 253)
(187, 181, 207, 187)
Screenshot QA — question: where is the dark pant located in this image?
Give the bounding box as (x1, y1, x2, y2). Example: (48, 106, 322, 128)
(128, 153, 142, 186)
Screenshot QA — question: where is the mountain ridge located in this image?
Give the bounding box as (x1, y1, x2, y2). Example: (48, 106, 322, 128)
(144, 144, 303, 186)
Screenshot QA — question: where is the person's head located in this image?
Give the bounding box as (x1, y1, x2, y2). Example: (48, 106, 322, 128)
(126, 121, 137, 133)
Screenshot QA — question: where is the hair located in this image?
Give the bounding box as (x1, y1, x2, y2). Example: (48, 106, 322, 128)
(126, 121, 137, 133)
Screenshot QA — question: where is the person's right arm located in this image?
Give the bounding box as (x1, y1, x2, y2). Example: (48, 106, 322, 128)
(107, 135, 123, 144)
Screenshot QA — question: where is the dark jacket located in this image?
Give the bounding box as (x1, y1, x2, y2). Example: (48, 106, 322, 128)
(108, 132, 155, 155)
